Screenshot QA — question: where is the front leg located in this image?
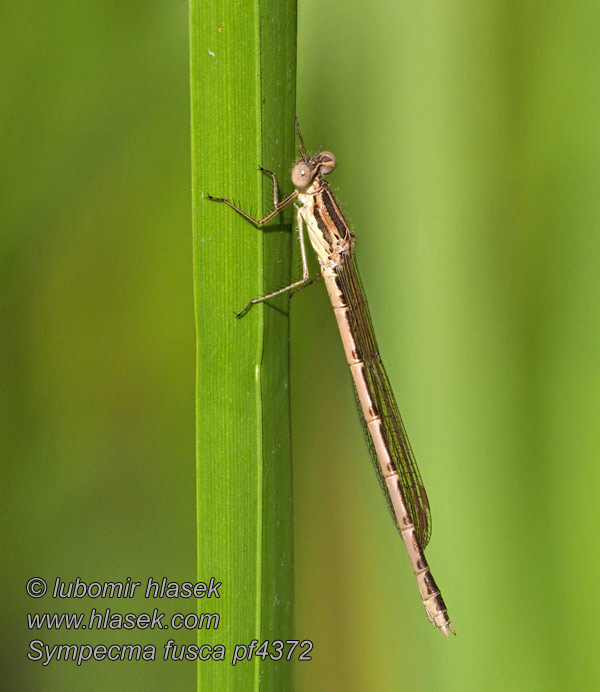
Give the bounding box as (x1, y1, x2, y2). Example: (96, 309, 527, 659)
(259, 166, 280, 209)
(207, 167, 298, 227)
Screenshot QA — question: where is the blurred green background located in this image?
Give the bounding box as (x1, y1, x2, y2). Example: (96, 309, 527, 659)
(3, 1, 600, 690)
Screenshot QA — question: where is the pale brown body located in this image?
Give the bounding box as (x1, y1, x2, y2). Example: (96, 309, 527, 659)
(299, 178, 453, 637)
(208, 125, 454, 637)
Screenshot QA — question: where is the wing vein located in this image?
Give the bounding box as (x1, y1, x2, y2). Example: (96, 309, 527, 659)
(336, 254, 432, 547)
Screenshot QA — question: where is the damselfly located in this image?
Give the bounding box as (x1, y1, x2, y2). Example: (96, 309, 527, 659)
(208, 121, 454, 638)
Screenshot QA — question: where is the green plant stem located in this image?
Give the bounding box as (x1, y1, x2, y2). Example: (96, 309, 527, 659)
(190, 2, 297, 690)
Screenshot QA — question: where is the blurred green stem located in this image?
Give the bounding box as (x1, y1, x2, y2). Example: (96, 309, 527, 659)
(190, 1, 297, 690)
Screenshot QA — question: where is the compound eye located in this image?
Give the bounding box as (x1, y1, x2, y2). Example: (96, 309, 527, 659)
(318, 152, 336, 175)
(291, 162, 313, 188)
